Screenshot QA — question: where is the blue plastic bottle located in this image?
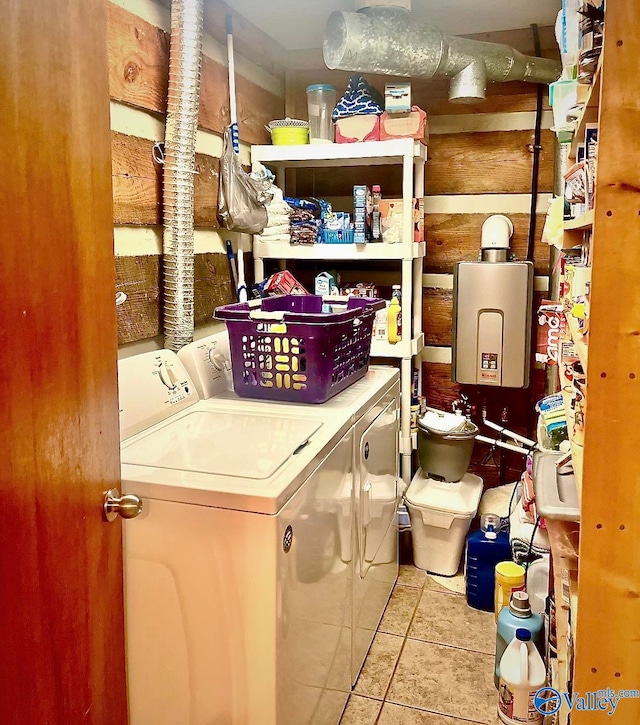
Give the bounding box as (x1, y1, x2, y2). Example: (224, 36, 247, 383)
(465, 513, 512, 611)
(495, 591, 545, 688)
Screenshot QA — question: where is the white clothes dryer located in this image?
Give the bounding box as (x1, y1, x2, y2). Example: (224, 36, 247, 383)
(178, 332, 401, 684)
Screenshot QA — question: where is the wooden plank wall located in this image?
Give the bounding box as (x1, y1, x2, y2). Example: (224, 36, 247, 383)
(115, 254, 235, 344)
(107, 2, 283, 145)
(285, 28, 557, 485)
(108, 0, 286, 350)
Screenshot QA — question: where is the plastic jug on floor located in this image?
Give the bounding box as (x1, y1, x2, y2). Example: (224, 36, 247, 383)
(495, 591, 545, 688)
(465, 513, 512, 611)
(526, 556, 550, 616)
(498, 628, 546, 725)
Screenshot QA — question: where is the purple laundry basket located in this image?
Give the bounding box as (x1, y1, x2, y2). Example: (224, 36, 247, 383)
(214, 295, 384, 403)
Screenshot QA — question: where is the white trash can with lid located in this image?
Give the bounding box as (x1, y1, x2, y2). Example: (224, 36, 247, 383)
(405, 468, 484, 576)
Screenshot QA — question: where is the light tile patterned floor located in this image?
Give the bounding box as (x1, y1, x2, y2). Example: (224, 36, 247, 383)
(340, 565, 501, 725)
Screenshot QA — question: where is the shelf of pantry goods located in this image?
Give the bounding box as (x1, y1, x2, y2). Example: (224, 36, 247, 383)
(563, 209, 594, 231)
(569, 56, 602, 160)
(547, 520, 579, 724)
(566, 314, 589, 372)
(558, 357, 585, 499)
(559, 395, 584, 501)
(251, 138, 427, 167)
(371, 333, 424, 360)
(545, 519, 580, 573)
(568, 437, 583, 500)
(254, 239, 426, 261)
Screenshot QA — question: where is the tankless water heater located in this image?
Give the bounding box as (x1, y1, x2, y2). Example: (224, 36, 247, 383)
(452, 215, 534, 388)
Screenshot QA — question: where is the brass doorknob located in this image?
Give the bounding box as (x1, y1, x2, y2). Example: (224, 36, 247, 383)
(103, 488, 143, 522)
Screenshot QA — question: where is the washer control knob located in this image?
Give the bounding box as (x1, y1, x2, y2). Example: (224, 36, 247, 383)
(209, 351, 228, 372)
(158, 362, 178, 389)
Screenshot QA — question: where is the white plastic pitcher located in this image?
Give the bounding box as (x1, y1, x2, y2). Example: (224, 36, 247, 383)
(498, 628, 546, 724)
(306, 84, 336, 144)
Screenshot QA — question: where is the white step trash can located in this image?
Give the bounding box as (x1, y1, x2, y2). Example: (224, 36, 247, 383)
(405, 468, 484, 576)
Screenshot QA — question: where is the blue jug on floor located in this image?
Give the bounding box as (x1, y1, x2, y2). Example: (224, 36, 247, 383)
(465, 512, 511, 611)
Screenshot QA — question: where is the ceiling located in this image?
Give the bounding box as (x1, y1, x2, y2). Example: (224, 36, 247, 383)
(225, 0, 561, 51)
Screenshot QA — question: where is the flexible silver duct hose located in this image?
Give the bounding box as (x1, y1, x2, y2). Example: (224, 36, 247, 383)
(324, 7, 561, 103)
(162, 0, 204, 351)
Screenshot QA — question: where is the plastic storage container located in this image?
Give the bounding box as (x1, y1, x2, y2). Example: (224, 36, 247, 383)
(495, 592, 545, 688)
(306, 84, 337, 144)
(526, 556, 550, 616)
(271, 126, 309, 145)
(465, 513, 512, 612)
(405, 468, 483, 576)
(549, 79, 578, 144)
(266, 118, 309, 146)
(494, 561, 526, 621)
(214, 295, 383, 403)
(498, 628, 546, 724)
(417, 417, 479, 482)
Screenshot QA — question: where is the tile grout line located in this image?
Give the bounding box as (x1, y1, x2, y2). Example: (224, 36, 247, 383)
(382, 572, 497, 724)
(358, 570, 494, 724)
(404, 634, 495, 658)
(409, 583, 496, 656)
(373, 573, 426, 723)
(378, 698, 490, 725)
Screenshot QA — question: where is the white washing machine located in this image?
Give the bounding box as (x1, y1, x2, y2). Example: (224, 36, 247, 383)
(118, 340, 399, 725)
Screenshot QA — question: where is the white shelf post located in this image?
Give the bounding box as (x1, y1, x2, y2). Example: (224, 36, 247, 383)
(400, 356, 413, 485)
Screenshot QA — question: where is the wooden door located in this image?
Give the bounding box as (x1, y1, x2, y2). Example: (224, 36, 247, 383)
(0, 1, 127, 723)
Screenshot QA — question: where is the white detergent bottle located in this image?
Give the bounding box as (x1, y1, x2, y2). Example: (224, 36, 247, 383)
(498, 628, 546, 725)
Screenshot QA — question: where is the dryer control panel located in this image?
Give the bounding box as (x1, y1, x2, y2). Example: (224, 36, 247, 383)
(177, 331, 233, 399)
(118, 350, 199, 440)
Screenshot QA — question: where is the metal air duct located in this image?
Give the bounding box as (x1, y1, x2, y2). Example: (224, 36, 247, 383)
(323, 5, 561, 103)
(162, 0, 204, 351)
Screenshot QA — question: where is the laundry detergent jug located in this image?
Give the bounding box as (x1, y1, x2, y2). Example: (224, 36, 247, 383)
(465, 513, 512, 611)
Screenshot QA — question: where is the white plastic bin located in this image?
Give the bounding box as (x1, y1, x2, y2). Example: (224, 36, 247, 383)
(405, 469, 483, 576)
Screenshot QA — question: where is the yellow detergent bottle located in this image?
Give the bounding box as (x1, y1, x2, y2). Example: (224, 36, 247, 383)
(388, 285, 402, 344)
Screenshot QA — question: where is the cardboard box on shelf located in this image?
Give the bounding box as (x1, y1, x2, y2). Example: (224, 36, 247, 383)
(261, 270, 308, 296)
(584, 124, 598, 210)
(335, 115, 381, 144)
(385, 83, 411, 113)
(353, 185, 373, 243)
(378, 198, 424, 244)
(536, 301, 567, 365)
(341, 283, 378, 298)
(315, 272, 339, 296)
(379, 106, 428, 141)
